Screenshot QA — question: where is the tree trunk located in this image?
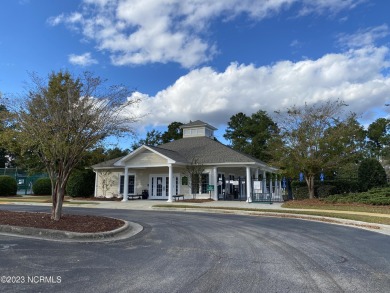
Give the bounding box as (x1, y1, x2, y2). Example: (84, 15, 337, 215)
(51, 172, 70, 221)
(305, 175, 315, 199)
(53, 187, 65, 221)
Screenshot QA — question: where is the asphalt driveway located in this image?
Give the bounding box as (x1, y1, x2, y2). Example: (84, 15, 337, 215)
(0, 205, 389, 293)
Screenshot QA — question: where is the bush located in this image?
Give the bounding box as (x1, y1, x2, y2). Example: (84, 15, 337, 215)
(316, 185, 337, 198)
(293, 186, 310, 200)
(66, 169, 95, 198)
(324, 187, 390, 205)
(32, 178, 52, 195)
(358, 158, 387, 191)
(0, 175, 17, 196)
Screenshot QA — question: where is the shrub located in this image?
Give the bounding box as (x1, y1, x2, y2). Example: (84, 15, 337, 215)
(316, 185, 337, 198)
(0, 175, 17, 196)
(32, 178, 52, 195)
(293, 186, 309, 200)
(358, 158, 387, 191)
(324, 187, 390, 205)
(66, 169, 95, 198)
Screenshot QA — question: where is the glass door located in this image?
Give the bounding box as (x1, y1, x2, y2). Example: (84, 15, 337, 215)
(150, 175, 177, 199)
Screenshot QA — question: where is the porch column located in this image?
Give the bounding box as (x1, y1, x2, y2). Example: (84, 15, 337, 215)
(279, 178, 282, 198)
(246, 167, 252, 203)
(275, 176, 279, 197)
(262, 171, 267, 194)
(94, 171, 98, 198)
(269, 174, 273, 196)
(167, 164, 173, 202)
(213, 167, 218, 201)
(122, 167, 129, 202)
(255, 169, 259, 181)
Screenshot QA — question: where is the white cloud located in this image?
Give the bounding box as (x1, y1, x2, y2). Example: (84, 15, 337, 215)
(131, 45, 390, 127)
(68, 52, 98, 66)
(338, 24, 389, 49)
(49, 0, 364, 68)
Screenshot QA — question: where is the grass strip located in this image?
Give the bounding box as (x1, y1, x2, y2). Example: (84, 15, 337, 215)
(0, 198, 96, 205)
(282, 201, 390, 214)
(153, 204, 390, 225)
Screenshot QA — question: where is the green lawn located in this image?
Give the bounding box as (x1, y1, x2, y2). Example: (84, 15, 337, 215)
(0, 196, 96, 205)
(282, 199, 390, 214)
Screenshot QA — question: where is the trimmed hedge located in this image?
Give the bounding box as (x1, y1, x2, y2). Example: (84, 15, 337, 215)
(291, 179, 360, 199)
(324, 187, 390, 205)
(0, 175, 17, 196)
(66, 169, 95, 198)
(32, 178, 52, 195)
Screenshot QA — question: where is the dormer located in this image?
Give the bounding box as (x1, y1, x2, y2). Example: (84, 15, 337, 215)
(180, 120, 217, 139)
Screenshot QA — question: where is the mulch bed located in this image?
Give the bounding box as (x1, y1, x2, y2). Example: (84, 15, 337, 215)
(0, 210, 124, 233)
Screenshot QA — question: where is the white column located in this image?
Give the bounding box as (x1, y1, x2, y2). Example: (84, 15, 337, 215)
(167, 164, 173, 202)
(94, 171, 98, 198)
(269, 175, 273, 197)
(213, 167, 218, 201)
(246, 167, 252, 203)
(255, 169, 259, 181)
(122, 167, 129, 202)
(274, 176, 278, 197)
(262, 171, 267, 194)
(279, 179, 282, 199)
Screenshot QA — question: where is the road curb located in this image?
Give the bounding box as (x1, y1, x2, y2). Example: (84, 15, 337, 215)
(0, 220, 144, 242)
(152, 206, 390, 236)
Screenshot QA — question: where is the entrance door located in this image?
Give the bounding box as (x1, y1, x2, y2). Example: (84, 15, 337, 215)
(150, 175, 178, 199)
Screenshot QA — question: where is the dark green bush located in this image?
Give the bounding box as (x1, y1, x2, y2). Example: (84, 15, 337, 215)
(291, 179, 360, 198)
(316, 185, 337, 198)
(324, 187, 390, 205)
(358, 158, 387, 191)
(293, 186, 309, 200)
(32, 178, 52, 195)
(0, 175, 17, 196)
(66, 169, 95, 198)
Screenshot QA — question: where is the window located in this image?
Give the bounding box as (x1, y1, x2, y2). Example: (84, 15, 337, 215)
(201, 174, 209, 193)
(190, 173, 209, 194)
(119, 175, 135, 194)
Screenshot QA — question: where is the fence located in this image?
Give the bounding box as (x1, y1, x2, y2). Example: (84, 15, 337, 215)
(0, 168, 48, 195)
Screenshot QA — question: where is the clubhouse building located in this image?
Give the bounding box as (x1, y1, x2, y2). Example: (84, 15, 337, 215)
(92, 120, 282, 202)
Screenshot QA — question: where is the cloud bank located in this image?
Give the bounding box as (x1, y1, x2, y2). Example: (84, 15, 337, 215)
(48, 0, 364, 68)
(131, 44, 390, 127)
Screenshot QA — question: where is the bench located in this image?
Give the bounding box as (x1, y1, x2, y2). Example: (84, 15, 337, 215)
(172, 194, 184, 201)
(128, 194, 142, 200)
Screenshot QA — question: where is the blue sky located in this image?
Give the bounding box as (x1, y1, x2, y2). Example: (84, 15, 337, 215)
(1, 0, 390, 147)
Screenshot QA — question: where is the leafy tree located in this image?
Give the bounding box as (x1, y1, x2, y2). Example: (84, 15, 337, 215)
(224, 111, 278, 162)
(0, 104, 14, 168)
(131, 122, 184, 150)
(271, 100, 361, 199)
(367, 118, 390, 159)
(161, 121, 183, 143)
(6, 71, 140, 220)
(358, 158, 387, 191)
(77, 147, 129, 169)
(131, 129, 163, 150)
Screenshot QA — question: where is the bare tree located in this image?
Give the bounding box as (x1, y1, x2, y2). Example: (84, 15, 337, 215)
(184, 157, 205, 199)
(7, 71, 140, 220)
(98, 170, 117, 198)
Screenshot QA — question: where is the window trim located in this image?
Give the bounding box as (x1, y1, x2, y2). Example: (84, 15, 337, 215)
(119, 174, 136, 195)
